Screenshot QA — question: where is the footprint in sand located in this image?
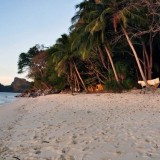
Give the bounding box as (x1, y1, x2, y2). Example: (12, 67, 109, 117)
(35, 150, 41, 155)
(146, 152, 153, 158)
(72, 139, 77, 144)
(58, 155, 75, 160)
(116, 150, 123, 155)
(71, 134, 78, 145)
(82, 146, 89, 151)
(62, 147, 70, 154)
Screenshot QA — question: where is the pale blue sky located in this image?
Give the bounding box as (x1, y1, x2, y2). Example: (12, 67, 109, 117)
(0, 0, 81, 85)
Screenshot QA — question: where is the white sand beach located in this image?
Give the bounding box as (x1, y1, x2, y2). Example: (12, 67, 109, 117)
(0, 93, 160, 160)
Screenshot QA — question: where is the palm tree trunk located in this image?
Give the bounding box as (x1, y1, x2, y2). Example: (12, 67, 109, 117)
(142, 42, 152, 80)
(69, 62, 74, 94)
(73, 73, 77, 92)
(104, 45, 119, 83)
(148, 35, 153, 80)
(75, 73, 80, 92)
(98, 46, 108, 70)
(73, 62, 88, 92)
(142, 47, 147, 78)
(121, 26, 148, 87)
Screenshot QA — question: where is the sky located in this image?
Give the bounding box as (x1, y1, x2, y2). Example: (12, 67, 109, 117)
(0, 0, 81, 85)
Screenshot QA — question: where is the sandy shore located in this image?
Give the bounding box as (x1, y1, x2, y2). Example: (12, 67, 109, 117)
(0, 93, 160, 160)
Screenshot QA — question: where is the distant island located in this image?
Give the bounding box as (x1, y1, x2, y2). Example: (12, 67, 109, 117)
(0, 77, 31, 93)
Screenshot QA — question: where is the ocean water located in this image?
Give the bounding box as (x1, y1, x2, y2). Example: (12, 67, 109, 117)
(0, 92, 18, 106)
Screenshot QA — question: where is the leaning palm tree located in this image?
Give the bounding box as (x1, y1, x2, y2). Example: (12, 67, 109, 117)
(106, 0, 149, 85)
(72, 0, 151, 86)
(71, 0, 120, 83)
(52, 34, 87, 92)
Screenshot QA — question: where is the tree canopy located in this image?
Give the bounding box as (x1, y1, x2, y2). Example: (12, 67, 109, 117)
(18, 0, 160, 92)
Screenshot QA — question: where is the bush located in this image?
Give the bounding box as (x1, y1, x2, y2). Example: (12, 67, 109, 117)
(104, 77, 136, 93)
(122, 78, 135, 90)
(104, 80, 123, 93)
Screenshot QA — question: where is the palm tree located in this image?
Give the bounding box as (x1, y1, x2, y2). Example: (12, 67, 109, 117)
(108, 0, 149, 85)
(71, 0, 120, 83)
(73, 0, 156, 87)
(52, 34, 87, 92)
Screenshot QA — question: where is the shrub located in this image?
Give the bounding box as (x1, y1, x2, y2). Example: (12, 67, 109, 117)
(104, 80, 123, 93)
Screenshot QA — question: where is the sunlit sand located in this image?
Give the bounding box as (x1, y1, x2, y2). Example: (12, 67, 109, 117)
(0, 93, 160, 160)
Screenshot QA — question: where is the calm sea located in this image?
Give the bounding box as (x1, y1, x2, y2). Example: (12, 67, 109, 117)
(0, 92, 18, 106)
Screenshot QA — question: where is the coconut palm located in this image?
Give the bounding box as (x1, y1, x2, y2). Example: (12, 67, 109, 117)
(71, 0, 120, 83)
(52, 34, 87, 92)
(73, 0, 150, 86)
(107, 0, 149, 85)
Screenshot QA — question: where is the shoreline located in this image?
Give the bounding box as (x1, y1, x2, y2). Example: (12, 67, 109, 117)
(0, 92, 18, 107)
(0, 93, 160, 160)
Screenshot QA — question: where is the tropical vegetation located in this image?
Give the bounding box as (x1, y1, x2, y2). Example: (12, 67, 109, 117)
(18, 0, 160, 92)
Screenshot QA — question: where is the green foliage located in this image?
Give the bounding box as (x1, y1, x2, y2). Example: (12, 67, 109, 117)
(104, 60, 136, 91)
(47, 73, 66, 90)
(17, 0, 160, 92)
(18, 45, 41, 74)
(104, 78, 135, 92)
(104, 80, 123, 93)
(122, 78, 135, 90)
